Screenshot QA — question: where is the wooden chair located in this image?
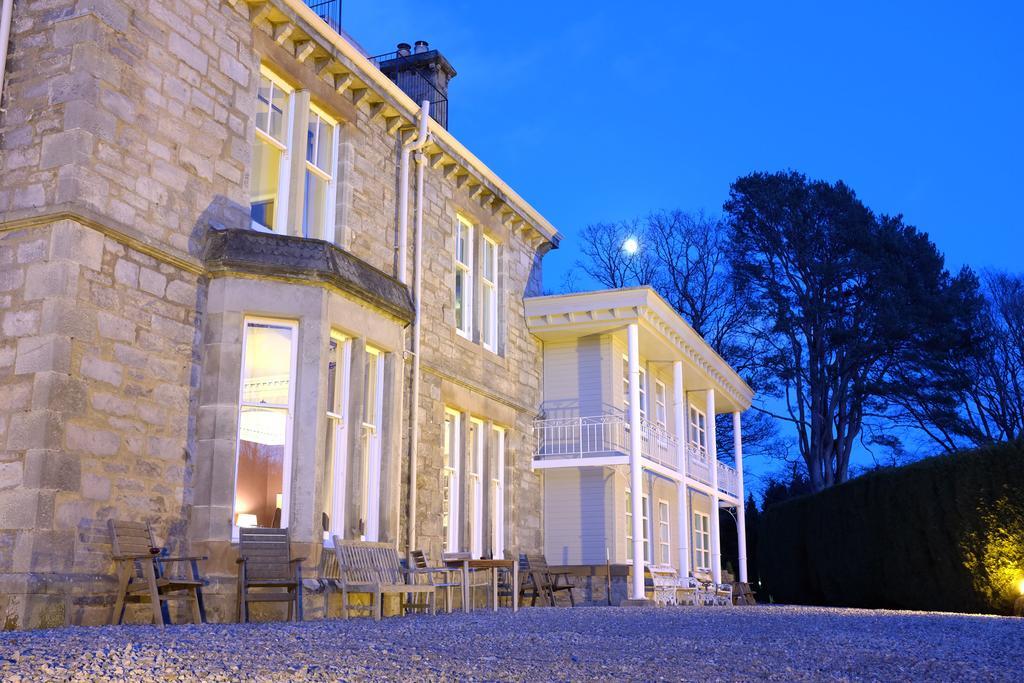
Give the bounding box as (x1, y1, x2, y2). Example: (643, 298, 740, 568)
(236, 527, 304, 623)
(314, 545, 343, 617)
(409, 549, 463, 613)
(732, 581, 757, 606)
(519, 554, 575, 607)
(108, 520, 206, 628)
(334, 538, 436, 620)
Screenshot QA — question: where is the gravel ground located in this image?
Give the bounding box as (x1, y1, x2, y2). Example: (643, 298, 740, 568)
(0, 605, 1020, 682)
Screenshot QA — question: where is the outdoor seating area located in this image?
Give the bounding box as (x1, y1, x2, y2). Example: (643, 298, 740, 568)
(102, 521, 756, 627)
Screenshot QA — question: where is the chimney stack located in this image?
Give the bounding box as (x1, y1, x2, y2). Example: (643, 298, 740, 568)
(374, 40, 457, 129)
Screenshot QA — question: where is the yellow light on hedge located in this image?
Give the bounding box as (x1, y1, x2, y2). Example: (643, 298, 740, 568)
(1018, 578, 1024, 595)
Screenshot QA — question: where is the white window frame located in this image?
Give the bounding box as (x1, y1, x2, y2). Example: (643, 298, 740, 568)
(454, 216, 474, 339)
(302, 104, 339, 241)
(360, 345, 385, 541)
(625, 489, 651, 564)
(322, 332, 351, 546)
(481, 236, 498, 352)
(251, 67, 295, 234)
(657, 499, 671, 565)
(693, 510, 711, 573)
(655, 380, 667, 428)
(689, 406, 707, 450)
(442, 408, 462, 553)
(491, 426, 505, 559)
(232, 317, 298, 541)
(469, 418, 485, 558)
(622, 355, 648, 420)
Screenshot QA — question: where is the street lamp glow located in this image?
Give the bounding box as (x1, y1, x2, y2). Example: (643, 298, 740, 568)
(622, 237, 639, 255)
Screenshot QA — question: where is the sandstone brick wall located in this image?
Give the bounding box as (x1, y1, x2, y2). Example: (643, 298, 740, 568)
(0, 0, 553, 628)
(0, 219, 202, 628)
(0, 0, 254, 254)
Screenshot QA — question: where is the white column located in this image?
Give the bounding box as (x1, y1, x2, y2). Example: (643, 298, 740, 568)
(706, 389, 722, 585)
(627, 323, 645, 600)
(733, 411, 748, 584)
(672, 361, 689, 576)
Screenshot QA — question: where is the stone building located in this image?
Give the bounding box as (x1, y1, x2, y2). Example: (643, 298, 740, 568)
(0, 0, 560, 627)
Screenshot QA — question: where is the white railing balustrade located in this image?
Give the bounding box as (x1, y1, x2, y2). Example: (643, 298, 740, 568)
(687, 443, 712, 485)
(534, 414, 627, 460)
(640, 417, 679, 472)
(533, 414, 680, 472)
(717, 461, 739, 497)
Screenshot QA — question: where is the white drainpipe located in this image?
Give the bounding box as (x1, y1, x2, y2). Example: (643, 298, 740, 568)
(397, 101, 432, 285)
(405, 101, 431, 554)
(0, 0, 14, 108)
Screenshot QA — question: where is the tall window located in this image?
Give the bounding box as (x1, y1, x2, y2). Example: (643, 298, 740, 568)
(233, 319, 297, 533)
(689, 406, 707, 450)
(658, 500, 671, 565)
(360, 346, 384, 541)
(693, 510, 711, 573)
(321, 333, 350, 544)
(442, 408, 462, 552)
(469, 418, 485, 558)
(454, 216, 473, 338)
(622, 357, 648, 419)
(481, 236, 498, 351)
(491, 426, 505, 559)
(625, 489, 650, 563)
(250, 69, 293, 232)
(303, 106, 338, 240)
(655, 381, 667, 428)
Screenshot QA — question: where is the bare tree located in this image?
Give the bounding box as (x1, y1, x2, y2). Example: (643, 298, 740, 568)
(573, 211, 784, 462)
(891, 271, 1024, 451)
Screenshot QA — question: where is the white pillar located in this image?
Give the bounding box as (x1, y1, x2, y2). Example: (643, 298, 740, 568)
(672, 361, 689, 576)
(706, 389, 722, 585)
(627, 323, 645, 600)
(733, 411, 748, 584)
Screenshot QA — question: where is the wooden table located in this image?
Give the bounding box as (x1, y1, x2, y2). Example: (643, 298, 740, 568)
(444, 558, 518, 613)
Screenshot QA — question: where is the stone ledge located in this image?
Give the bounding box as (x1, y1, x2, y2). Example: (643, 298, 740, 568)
(203, 228, 414, 323)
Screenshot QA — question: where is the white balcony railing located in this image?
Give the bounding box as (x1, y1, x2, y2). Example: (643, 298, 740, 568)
(718, 461, 739, 498)
(534, 414, 627, 460)
(534, 414, 679, 472)
(534, 414, 739, 496)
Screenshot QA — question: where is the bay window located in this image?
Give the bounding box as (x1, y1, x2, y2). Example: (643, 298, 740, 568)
(360, 346, 384, 541)
(454, 216, 473, 338)
(303, 106, 338, 240)
(469, 418, 485, 558)
(490, 426, 505, 559)
(481, 236, 498, 351)
(233, 319, 297, 533)
(442, 408, 462, 552)
(250, 68, 294, 232)
(321, 333, 351, 544)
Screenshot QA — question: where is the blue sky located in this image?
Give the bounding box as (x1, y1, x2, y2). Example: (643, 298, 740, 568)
(342, 1, 1023, 488)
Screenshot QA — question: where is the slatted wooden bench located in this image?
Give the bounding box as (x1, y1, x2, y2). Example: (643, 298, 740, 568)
(332, 539, 436, 620)
(108, 520, 206, 627)
(236, 527, 304, 623)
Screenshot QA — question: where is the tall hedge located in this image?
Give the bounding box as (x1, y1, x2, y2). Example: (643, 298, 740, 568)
(759, 440, 1024, 614)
